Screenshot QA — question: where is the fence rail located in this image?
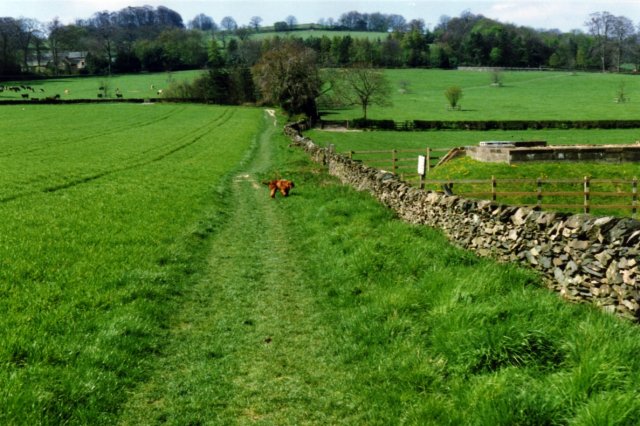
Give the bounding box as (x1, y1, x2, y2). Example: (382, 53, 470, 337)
(347, 148, 639, 216)
(424, 176, 639, 215)
(348, 148, 452, 177)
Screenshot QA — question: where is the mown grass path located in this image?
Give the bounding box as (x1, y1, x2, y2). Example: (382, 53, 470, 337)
(119, 114, 352, 424)
(119, 112, 640, 425)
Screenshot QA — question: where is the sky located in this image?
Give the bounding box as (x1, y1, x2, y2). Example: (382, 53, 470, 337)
(2, 0, 640, 32)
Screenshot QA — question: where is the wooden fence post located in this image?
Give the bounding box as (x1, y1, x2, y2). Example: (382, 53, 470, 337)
(536, 178, 542, 210)
(633, 177, 638, 218)
(392, 149, 397, 174)
(491, 175, 497, 201)
(426, 147, 431, 175)
(583, 176, 590, 214)
(349, 150, 354, 160)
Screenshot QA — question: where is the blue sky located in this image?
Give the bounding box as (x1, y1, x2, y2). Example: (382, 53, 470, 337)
(2, 1, 640, 32)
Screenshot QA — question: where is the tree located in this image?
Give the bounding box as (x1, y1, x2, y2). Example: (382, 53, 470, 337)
(611, 15, 635, 72)
(444, 86, 463, 110)
(285, 15, 298, 29)
(16, 18, 44, 71)
(252, 40, 321, 117)
(189, 13, 215, 31)
(586, 11, 615, 72)
(220, 16, 237, 33)
(274, 21, 288, 32)
(0, 17, 20, 76)
(250, 16, 262, 32)
(338, 64, 392, 120)
(46, 18, 64, 74)
(235, 26, 252, 41)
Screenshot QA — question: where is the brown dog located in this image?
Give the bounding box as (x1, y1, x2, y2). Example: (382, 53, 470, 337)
(264, 179, 295, 198)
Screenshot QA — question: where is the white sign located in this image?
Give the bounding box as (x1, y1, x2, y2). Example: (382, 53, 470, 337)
(417, 155, 426, 176)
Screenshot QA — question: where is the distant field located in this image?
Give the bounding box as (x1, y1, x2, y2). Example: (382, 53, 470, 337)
(251, 29, 389, 41)
(307, 128, 640, 151)
(321, 69, 640, 121)
(0, 104, 261, 422)
(0, 69, 203, 101)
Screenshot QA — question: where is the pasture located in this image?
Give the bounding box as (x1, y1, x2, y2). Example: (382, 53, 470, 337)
(3, 70, 640, 423)
(251, 29, 390, 41)
(322, 69, 640, 121)
(0, 103, 261, 423)
(308, 127, 640, 151)
(308, 128, 640, 216)
(0, 70, 203, 101)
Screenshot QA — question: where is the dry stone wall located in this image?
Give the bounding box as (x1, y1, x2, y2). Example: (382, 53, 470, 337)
(285, 124, 640, 321)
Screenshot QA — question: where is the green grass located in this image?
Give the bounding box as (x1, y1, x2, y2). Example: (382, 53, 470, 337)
(116, 111, 640, 424)
(308, 127, 640, 152)
(321, 69, 640, 121)
(251, 29, 390, 41)
(0, 103, 261, 423)
(4, 105, 640, 424)
(0, 70, 203, 101)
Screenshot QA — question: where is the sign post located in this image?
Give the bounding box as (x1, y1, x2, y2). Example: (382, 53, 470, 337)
(417, 155, 426, 189)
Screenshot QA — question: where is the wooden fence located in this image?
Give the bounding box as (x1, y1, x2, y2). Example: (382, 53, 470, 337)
(348, 148, 452, 179)
(422, 177, 639, 215)
(347, 148, 639, 216)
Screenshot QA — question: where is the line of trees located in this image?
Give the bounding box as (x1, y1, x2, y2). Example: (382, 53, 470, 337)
(2, 7, 640, 79)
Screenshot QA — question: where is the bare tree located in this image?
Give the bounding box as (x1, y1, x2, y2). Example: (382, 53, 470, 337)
(338, 64, 392, 120)
(586, 11, 615, 72)
(220, 16, 237, 33)
(16, 18, 44, 71)
(250, 16, 262, 32)
(611, 15, 635, 72)
(47, 18, 63, 74)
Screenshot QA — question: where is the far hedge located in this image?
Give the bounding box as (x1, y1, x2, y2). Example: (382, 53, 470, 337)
(322, 119, 640, 131)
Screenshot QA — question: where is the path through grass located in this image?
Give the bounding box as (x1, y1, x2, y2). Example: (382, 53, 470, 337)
(118, 112, 640, 425)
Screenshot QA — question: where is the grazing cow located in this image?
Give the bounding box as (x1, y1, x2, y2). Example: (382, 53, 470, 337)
(157, 89, 163, 95)
(97, 93, 103, 98)
(116, 93, 123, 98)
(21, 93, 29, 99)
(39, 88, 45, 92)
(53, 94, 60, 100)
(64, 89, 69, 95)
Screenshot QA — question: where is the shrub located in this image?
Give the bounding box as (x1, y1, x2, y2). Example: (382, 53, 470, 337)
(445, 86, 463, 110)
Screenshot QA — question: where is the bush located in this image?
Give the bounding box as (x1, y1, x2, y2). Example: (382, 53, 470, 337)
(445, 86, 463, 110)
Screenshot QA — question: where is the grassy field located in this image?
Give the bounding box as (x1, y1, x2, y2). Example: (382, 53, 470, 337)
(0, 70, 203, 101)
(321, 69, 640, 121)
(115, 111, 640, 425)
(3, 69, 640, 423)
(308, 128, 640, 151)
(2, 104, 640, 423)
(307, 128, 640, 216)
(251, 29, 390, 41)
(0, 103, 261, 423)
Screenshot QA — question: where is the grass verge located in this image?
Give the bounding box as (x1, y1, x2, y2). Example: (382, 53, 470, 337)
(118, 112, 640, 424)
